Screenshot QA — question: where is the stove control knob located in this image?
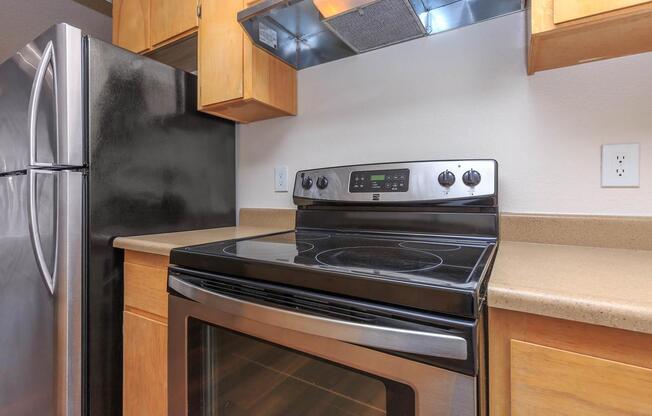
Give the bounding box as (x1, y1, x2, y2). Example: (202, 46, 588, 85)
(316, 176, 329, 189)
(437, 170, 456, 187)
(301, 175, 313, 190)
(462, 169, 482, 187)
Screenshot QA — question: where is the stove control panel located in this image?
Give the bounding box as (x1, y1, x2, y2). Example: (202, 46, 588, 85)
(349, 169, 410, 193)
(294, 160, 497, 204)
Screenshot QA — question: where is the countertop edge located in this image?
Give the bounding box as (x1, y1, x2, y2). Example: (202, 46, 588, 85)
(487, 240, 652, 336)
(113, 238, 178, 257)
(113, 226, 293, 256)
(489, 280, 652, 336)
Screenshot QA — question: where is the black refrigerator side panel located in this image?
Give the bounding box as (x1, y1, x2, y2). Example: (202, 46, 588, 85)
(85, 38, 236, 416)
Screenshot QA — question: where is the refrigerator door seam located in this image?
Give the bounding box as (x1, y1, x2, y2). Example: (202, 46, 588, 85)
(0, 170, 27, 177)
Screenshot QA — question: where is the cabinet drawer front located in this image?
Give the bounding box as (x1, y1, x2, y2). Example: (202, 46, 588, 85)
(553, 0, 652, 24)
(124, 262, 168, 318)
(123, 311, 168, 416)
(511, 340, 652, 415)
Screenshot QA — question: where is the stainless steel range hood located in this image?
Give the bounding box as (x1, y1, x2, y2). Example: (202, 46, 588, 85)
(238, 0, 525, 69)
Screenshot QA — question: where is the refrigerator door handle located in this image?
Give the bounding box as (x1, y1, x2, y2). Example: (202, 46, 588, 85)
(27, 169, 58, 294)
(28, 40, 58, 168)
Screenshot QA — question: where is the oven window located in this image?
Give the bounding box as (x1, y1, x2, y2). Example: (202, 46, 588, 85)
(187, 318, 415, 416)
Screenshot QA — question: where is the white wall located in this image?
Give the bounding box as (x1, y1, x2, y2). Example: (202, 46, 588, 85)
(1, 0, 111, 62)
(237, 11, 652, 216)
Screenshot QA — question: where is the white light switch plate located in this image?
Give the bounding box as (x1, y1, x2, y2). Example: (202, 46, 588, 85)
(601, 144, 640, 188)
(274, 166, 288, 192)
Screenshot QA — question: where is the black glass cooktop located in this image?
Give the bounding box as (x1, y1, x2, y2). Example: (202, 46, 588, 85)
(170, 230, 496, 318)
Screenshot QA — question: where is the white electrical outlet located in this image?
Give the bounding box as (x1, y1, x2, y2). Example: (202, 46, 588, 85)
(274, 166, 288, 192)
(601, 143, 640, 188)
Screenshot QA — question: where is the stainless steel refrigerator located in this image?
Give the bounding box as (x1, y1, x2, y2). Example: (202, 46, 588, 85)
(0, 24, 236, 415)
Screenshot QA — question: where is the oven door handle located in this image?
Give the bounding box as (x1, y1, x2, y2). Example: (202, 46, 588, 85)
(169, 275, 468, 360)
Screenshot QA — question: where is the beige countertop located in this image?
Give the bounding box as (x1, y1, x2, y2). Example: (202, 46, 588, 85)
(489, 241, 652, 335)
(113, 208, 296, 256)
(113, 208, 652, 335)
(113, 226, 292, 256)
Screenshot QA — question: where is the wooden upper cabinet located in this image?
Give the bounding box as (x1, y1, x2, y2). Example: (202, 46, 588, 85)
(199, 0, 245, 107)
(553, 0, 652, 23)
(150, 0, 199, 47)
(528, 0, 652, 74)
(198, 0, 297, 123)
(113, 0, 199, 52)
(112, 0, 297, 123)
(113, 0, 151, 53)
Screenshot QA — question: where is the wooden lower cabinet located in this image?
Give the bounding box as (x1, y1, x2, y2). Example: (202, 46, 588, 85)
(490, 308, 652, 415)
(123, 250, 170, 416)
(511, 340, 652, 415)
(123, 311, 168, 416)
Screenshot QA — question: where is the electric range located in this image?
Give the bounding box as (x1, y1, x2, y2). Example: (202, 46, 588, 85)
(168, 160, 498, 416)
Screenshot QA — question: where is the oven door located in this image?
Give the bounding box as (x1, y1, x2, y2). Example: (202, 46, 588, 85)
(168, 271, 478, 416)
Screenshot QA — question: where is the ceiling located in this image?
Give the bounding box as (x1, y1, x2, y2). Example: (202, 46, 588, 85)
(0, 0, 112, 62)
(74, 0, 112, 16)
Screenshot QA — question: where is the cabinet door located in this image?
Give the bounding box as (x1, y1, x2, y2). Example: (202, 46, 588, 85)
(197, 0, 297, 122)
(246, 39, 298, 115)
(199, 0, 245, 107)
(123, 311, 168, 416)
(553, 0, 652, 23)
(511, 340, 652, 415)
(112, 0, 150, 53)
(150, 0, 199, 47)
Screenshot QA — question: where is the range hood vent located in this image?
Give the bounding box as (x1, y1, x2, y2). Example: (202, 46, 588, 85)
(238, 0, 525, 69)
(323, 0, 426, 52)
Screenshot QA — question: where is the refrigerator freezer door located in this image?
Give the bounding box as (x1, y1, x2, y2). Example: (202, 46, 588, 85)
(0, 170, 83, 416)
(0, 24, 83, 174)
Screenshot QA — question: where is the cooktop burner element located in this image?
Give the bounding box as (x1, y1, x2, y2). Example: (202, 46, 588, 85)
(294, 231, 331, 241)
(170, 160, 499, 318)
(398, 241, 462, 252)
(222, 239, 314, 260)
(315, 246, 444, 273)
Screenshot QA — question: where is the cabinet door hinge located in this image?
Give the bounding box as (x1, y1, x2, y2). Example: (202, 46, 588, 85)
(197, 3, 202, 18)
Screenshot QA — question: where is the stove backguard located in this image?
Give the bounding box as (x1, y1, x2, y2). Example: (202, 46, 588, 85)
(293, 160, 498, 240)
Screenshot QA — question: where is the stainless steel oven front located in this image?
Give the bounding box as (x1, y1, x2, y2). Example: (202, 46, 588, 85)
(168, 269, 486, 416)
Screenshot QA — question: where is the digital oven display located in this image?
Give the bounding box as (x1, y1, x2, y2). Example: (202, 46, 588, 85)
(349, 169, 410, 193)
